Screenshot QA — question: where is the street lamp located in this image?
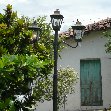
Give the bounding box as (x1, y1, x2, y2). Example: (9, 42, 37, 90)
(63, 19, 86, 48)
(50, 10, 85, 111)
(27, 20, 41, 110)
(61, 19, 85, 110)
(28, 20, 41, 43)
(50, 9, 64, 111)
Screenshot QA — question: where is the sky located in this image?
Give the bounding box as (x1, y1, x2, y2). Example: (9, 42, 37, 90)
(0, 0, 111, 32)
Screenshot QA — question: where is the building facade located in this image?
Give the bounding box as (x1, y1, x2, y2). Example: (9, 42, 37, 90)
(58, 30, 111, 111)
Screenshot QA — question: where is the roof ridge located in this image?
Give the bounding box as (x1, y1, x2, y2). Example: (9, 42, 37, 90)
(59, 17, 111, 37)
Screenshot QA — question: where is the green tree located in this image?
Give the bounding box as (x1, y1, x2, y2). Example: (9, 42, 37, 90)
(103, 30, 111, 111)
(0, 4, 54, 110)
(57, 66, 78, 109)
(33, 66, 79, 110)
(103, 30, 111, 53)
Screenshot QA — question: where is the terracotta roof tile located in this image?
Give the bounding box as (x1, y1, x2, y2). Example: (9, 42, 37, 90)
(59, 17, 111, 37)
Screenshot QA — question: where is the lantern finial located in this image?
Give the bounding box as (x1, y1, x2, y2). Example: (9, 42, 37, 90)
(76, 19, 82, 25)
(54, 9, 60, 15)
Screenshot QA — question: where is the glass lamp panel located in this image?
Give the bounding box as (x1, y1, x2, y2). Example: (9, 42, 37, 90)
(51, 18, 54, 26)
(81, 30, 85, 37)
(32, 31, 37, 39)
(75, 30, 82, 40)
(53, 19, 60, 27)
(37, 30, 40, 39)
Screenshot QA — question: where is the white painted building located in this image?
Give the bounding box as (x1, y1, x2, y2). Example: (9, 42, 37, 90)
(36, 20, 111, 111)
(58, 30, 111, 111)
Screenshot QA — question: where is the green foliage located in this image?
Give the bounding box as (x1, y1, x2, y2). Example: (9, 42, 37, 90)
(0, 54, 50, 110)
(34, 66, 79, 109)
(103, 31, 111, 53)
(0, 5, 31, 56)
(0, 4, 53, 110)
(0, 98, 15, 111)
(57, 66, 78, 109)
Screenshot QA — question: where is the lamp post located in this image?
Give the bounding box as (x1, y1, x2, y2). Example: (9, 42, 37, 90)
(50, 9, 64, 111)
(50, 10, 85, 111)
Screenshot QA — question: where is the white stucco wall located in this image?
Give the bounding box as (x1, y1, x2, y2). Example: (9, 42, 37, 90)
(58, 31, 111, 111)
(36, 31, 111, 111)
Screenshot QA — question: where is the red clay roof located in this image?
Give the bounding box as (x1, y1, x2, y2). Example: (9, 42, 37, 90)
(59, 17, 111, 37)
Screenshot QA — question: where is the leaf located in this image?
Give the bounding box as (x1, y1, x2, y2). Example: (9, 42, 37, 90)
(0, 60, 4, 68)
